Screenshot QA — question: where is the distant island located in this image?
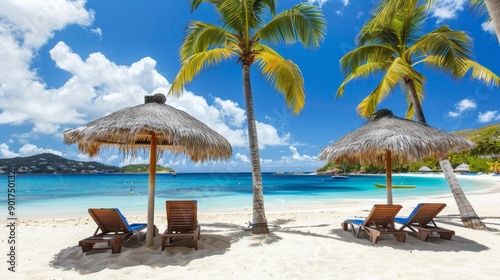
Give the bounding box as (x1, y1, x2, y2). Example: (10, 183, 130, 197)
(120, 164, 175, 173)
(0, 153, 175, 174)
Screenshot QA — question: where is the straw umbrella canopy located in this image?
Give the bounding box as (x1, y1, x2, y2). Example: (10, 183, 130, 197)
(318, 109, 475, 204)
(63, 93, 232, 246)
(454, 162, 470, 173)
(418, 166, 433, 172)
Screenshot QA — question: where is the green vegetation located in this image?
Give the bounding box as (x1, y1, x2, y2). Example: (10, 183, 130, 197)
(454, 123, 500, 142)
(120, 164, 175, 173)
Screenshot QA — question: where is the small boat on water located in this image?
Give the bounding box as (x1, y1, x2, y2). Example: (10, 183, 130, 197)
(331, 175, 348, 180)
(374, 183, 416, 189)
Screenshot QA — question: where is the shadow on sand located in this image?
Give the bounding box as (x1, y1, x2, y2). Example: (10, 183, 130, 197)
(51, 215, 494, 274)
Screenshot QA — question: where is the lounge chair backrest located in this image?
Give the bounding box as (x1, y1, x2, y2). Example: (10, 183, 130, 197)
(364, 204, 402, 227)
(88, 208, 131, 234)
(166, 200, 198, 233)
(407, 203, 446, 225)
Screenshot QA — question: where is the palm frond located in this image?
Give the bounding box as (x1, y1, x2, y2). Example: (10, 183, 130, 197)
(339, 44, 395, 77)
(255, 44, 305, 114)
(217, 0, 275, 33)
(189, 0, 224, 12)
(469, 0, 488, 17)
(356, 58, 414, 117)
(411, 26, 473, 76)
(357, 19, 400, 47)
(399, 6, 427, 47)
(169, 48, 236, 95)
(258, 3, 326, 49)
(369, 0, 420, 27)
(336, 61, 391, 97)
(181, 21, 238, 61)
(466, 60, 500, 87)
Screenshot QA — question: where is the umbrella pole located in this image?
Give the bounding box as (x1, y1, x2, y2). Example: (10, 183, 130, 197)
(146, 133, 157, 247)
(385, 150, 393, 205)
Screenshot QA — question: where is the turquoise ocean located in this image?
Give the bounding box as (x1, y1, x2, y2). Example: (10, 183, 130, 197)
(4, 172, 496, 219)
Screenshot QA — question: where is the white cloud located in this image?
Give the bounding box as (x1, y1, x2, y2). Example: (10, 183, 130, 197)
(90, 27, 102, 38)
(428, 0, 467, 23)
(256, 122, 290, 148)
(252, 146, 320, 172)
(18, 143, 63, 157)
(166, 91, 248, 147)
(235, 153, 250, 163)
(0, 143, 19, 158)
(477, 110, 500, 123)
(0, 143, 62, 158)
(120, 155, 148, 167)
(285, 146, 316, 161)
(214, 98, 246, 127)
(0, 0, 94, 48)
(447, 99, 477, 118)
(307, 0, 331, 8)
(76, 153, 93, 161)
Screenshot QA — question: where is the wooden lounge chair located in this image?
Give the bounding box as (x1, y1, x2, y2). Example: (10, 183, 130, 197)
(394, 203, 455, 241)
(341, 204, 407, 244)
(161, 200, 200, 250)
(79, 208, 149, 253)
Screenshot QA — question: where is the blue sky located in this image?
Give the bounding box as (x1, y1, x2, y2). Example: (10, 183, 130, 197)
(0, 0, 499, 172)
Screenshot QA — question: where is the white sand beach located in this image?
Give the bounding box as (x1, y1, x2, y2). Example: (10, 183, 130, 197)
(5, 174, 500, 279)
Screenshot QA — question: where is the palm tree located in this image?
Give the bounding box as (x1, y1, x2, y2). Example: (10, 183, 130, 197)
(337, 0, 500, 229)
(375, 0, 500, 43)
(169, 0, 326, 233)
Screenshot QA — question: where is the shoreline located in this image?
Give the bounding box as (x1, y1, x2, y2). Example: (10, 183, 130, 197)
(13, 172, 500, 219)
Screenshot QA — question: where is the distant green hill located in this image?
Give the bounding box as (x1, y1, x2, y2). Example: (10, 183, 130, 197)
(0, 153, 176, 174)
(120, 164, 175, 173)
(0, 153, 120, 174)
(453, 122, 500, 142)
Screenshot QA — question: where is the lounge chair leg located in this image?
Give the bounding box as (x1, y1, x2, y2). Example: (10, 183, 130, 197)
(439, 232, 453, 240)
(110, 238, 122, 253)
(395, 233, 406, 243)
(417, 230, 430, 242)
(79, 242, 93, 253)
(341, 222, 348, 231)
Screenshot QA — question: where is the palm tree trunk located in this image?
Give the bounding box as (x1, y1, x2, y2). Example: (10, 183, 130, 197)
(242, 63, 269, 234)
(439, 160, 486, 229)
(403, 77, 427, 124)
(405, 79, 486, 229)
(485, 0, 500, 43)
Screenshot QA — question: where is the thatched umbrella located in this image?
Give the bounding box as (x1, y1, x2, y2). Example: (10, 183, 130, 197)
(418, 166, 433, 172)
(454, 162, 470, 173)
(64, 93, 232, 246)
(318, 109, 475, 204)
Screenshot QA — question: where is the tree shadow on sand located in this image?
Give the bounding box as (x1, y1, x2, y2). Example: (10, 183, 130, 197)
(50, 219, 338, 274)
(50, 231, 233, 274)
